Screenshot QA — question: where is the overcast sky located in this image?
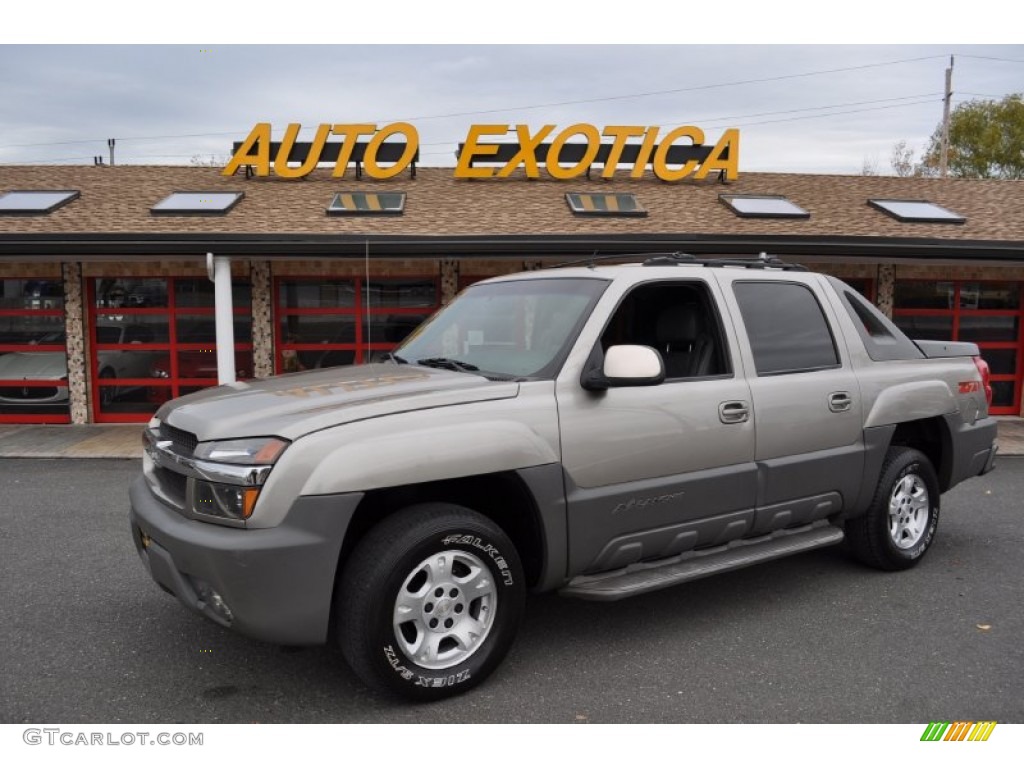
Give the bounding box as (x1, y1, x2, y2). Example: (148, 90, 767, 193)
(2, 37, 1021, 174)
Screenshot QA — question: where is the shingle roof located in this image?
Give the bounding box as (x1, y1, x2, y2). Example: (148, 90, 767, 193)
(1, 164, 1022, 251)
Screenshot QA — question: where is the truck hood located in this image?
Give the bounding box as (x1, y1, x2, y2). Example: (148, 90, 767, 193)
(158, 363, 520, 442)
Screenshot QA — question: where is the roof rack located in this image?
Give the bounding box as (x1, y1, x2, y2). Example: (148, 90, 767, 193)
(546, 251, 808, 271)
(642, 251, 807, 271)
(543, 251, 668, 270)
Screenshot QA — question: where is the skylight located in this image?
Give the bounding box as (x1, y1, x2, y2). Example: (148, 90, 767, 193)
(327, 192, 406, 215)
(0, 190, 80, 215)
(868, 199, 965, 224)
(565, 193, 646, 217)
(151, 191, 244, 215)
(719, 194, 809, 219)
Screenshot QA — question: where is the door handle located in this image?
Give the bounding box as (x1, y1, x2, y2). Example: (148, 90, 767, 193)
(719, 400, 750, 424)
(829, 391, 853, 413)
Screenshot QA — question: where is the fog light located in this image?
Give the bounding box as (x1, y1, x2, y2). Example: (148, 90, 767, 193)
(193, 579, 234, 624)
(193, 480, 260, 520)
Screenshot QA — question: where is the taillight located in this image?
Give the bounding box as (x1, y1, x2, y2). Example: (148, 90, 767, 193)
(973, 356, 993, 407)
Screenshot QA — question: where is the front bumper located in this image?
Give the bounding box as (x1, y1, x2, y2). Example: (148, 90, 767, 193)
(129, 475, 362, 645)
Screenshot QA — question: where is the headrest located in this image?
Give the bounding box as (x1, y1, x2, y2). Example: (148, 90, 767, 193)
(656, 304, 701, 345)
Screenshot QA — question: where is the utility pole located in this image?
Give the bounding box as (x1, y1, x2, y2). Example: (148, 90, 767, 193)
(107, 138, 116, 166)
(940, 56, 953, 178)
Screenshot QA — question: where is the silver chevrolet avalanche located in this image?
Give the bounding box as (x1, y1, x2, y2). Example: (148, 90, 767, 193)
(130, 254, 998, 700)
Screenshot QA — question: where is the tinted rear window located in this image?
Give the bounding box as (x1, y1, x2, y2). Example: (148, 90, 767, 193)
(734, 282, 839, 375)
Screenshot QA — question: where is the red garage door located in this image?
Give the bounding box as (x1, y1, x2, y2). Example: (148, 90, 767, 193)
(88, 277, 252, 422)
(0, 277, 69, 424)
(275, 276, 438, 372)
(894, 280, 1022, 416)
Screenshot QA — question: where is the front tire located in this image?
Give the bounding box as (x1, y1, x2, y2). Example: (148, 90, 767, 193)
(337, 503, 525, 701)
(845, 447, 940, 571)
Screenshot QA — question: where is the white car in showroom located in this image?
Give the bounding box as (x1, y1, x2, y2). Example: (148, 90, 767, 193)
(0, 323, 157, 409)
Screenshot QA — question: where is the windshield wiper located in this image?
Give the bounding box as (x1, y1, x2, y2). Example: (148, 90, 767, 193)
(387, 352, 408, 364)
(415, 357, 480, 373)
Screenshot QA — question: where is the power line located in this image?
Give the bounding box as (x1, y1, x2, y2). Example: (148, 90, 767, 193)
(0, 54, 950, 153)
(8, 97, 946, 164)
(375, 55, 949, 124)
(959, 91, 1014, 99)
(413, 94, 945, 154)
(651, 93, 941, 129)
(414, 99, 945, 157)
(0, 130, 242, 150)
(0, 92, 946, 163)
(703, 99, 940, 130)
(958, 54, 1024, 65)
(3, 154, 96, 164)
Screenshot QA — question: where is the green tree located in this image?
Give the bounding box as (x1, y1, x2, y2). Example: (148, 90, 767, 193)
(922, 93, 1024, 179)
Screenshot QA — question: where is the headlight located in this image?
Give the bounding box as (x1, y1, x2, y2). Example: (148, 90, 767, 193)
(193, 437, 289, 465)
(193, 481, 261, 521)
(190, 437, 289, 522)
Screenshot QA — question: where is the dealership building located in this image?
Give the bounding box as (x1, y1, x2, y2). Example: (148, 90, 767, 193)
(2, 145, 1023, 424)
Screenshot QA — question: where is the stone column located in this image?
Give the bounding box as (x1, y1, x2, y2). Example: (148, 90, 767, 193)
(876, 264, 895, 318)
(62, 262, 89, 424)
(440, 258, 459, 305)
(250, 260, 273, 378)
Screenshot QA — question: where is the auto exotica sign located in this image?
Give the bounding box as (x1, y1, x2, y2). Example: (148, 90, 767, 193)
(223, 122, 739, 181)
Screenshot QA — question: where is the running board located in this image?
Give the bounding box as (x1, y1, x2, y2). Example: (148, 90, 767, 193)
(560, 522, 845, 601)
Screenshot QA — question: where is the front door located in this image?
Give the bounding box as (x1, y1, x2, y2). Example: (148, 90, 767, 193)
(557, 278, 758, 576)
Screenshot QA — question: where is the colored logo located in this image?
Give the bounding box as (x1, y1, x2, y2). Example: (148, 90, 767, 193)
(921, 721, 997, 741)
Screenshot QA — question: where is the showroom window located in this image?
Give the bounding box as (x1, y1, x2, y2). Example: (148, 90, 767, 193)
(894, 280, 1022, 414)
(88, 277, 252, 422)
(0, 277, 69, 423)
(275, 276, 438, 372)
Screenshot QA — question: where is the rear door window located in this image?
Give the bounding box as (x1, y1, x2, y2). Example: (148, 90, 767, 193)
(734, 281, 839, 375)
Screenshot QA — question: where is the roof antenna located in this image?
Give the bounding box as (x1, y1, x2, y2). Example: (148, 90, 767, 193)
(588, 250, 598, 269)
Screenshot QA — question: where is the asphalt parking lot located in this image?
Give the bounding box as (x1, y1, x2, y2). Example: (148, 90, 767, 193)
(1, 457, 1022, 724)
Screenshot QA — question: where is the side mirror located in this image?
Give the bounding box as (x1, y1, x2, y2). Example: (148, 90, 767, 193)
(583, 345, 665, 390)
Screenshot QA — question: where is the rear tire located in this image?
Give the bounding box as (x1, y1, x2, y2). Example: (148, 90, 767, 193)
(337, 503, 525, 701)
(845, 447, 940, 571)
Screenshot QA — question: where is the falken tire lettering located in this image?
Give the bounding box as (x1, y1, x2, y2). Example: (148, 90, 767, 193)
(442, 533, 515, 585)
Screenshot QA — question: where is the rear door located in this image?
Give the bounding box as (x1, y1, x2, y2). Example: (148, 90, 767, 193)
(715, 272, 863, 531)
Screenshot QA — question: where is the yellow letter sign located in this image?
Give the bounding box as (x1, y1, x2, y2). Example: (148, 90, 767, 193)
(223, 123, 420, 178)
(453, 124, 739, 181)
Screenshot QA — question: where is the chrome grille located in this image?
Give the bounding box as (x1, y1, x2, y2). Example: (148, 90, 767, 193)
(159, 422, 198, 456)
(0, 386, 59, 399)
(152, 465, 188, 508)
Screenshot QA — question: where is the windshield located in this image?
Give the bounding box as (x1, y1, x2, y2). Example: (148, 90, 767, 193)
(395, 277, 609, 379)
